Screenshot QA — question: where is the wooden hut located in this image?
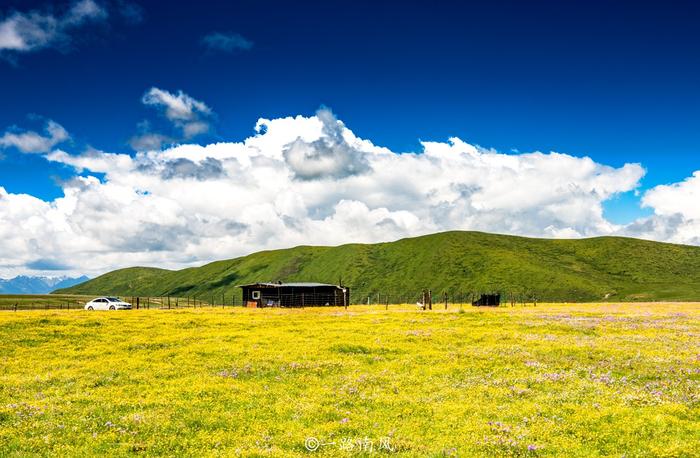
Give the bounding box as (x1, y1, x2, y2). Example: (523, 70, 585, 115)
(238, 282, 350, 308)
(472, 293, 501, 307)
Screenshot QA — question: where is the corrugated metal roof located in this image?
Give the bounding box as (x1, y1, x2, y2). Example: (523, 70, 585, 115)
(237, 282, 343, 288)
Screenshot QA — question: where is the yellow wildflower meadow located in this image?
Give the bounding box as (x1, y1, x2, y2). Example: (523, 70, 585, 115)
(0, 303, 698, 456)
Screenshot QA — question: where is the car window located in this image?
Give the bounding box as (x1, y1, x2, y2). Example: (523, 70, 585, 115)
(106, 297, 120, 302)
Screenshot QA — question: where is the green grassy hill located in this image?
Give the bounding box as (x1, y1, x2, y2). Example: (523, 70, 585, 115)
(55, 231, 700, 302)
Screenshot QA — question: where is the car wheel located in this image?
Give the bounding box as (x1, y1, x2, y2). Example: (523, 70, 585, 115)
(87, 306, 94, 311)
(109, 305, 116, 310)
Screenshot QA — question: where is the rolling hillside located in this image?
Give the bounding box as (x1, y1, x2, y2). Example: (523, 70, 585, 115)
(56, 231, 700, 301)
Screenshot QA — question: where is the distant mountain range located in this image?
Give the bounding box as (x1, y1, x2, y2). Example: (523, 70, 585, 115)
(0, 275, 90, 294)
(56, 231, 700, 302)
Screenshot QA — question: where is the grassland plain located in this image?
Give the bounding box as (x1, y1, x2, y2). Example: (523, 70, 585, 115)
(0, 295, 209, 311)
(0, 295, 94, 311)
(0, 304, 698, 457)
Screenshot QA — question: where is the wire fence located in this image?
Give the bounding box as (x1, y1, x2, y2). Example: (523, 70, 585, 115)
(0, 289, 541, 311)
(348, 290, 538, 309)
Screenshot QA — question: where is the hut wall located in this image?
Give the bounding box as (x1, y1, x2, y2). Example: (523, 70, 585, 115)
(240, 285, 349, 307)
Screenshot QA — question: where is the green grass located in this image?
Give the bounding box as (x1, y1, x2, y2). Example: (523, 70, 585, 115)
(57, 231, 700, 301)
(0, 294, 94, 310)
(0, 294, 217, 311)
(0, 303, 698, 456)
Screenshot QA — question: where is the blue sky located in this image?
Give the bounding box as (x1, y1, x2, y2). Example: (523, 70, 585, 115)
(0, 0, 699, 276)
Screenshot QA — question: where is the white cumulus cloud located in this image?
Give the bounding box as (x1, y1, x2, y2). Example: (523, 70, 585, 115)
(142, 87, 211, 123)
(132, 87, 214, 149)
(0, 0, 106, 56)
(623, 171, 700, 245)
(0, 120, 70, 153)
(0, 108, 652, 277)
(283, 108, 370, 180)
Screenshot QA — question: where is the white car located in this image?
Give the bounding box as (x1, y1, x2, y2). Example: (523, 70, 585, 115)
(85, 297, 132, 311)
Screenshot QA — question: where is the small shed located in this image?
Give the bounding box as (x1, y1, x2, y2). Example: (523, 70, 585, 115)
(238, 282, 350, 308)
(472, 293, 501, 307)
